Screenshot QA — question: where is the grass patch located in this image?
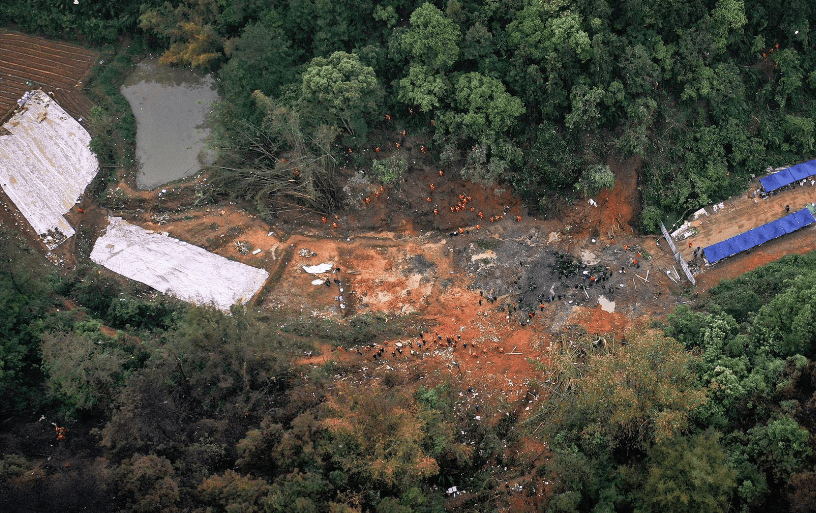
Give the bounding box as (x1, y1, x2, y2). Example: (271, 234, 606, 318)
(84, 38, 148, 199)
(474, 238, 499, 250)
(280, 313, 421, 347)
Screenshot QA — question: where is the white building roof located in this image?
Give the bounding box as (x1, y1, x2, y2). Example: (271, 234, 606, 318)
(0, 90, 99, 247)
(91, 217, 269, 311)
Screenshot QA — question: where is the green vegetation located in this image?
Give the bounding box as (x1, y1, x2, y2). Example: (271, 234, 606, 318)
(12, 0, 805, 226)
(7, 220, 814, 511)
(526, 253, 816, 512)
(83, 39, 146, 200)
(4, 2, 816, 511)
(0, 229, 508, 512)
(124, 0, 816, 229)
(372, 155, 408, 185)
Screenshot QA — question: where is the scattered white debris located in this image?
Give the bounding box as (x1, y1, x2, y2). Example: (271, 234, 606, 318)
(670, 222, 692, 239)
(0, 90, 99, 247)
(302, 263, 334, 274)
(91, 217, 269, 311)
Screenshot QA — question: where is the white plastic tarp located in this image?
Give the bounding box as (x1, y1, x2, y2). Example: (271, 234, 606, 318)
(303, 263, 334, 274)
(0, 90, 99, 246)
(91, 217, 269, 311)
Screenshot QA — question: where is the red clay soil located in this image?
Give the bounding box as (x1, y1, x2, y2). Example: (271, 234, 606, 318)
(569, 305, 630, 338)
(563, 155, 641, 241)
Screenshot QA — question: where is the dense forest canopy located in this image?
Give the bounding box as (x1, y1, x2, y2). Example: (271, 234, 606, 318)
(3, 1, 816, 512)
(5, 0, 814, 228)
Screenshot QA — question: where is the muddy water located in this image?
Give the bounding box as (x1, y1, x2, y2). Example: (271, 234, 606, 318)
(121, 57, 218, 189)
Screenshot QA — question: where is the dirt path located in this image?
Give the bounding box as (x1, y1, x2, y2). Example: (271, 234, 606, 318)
(674, 178, 816, 268)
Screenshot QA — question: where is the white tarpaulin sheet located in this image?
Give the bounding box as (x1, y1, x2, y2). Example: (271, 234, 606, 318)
(91, 217, 269, 311)
(0, 90, 99, 247)
(303, 263, 334, 274)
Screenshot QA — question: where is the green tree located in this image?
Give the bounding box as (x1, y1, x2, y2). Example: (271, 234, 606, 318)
(448, 72, 526, 142)
(640, 431, 737, 513)
(575, 164, 615, 197)
(396, 65, 448, 113)
(0, 229, 54, 415)
(506, 1, 591, 62)
(219, 10, 301, 119)
(534, 330, 706, 451)
(400, 3, 461, 71)
(196, 470, 272, 513)
(322, 382, 444, 490)
(564, 84, 606, 132)
(747, 417, 812, 484)
(113, 454, 180, 513)
(139, 0, 224, 69)
(752, 274, 816, 357)
(710, 0, 747, 48)
(437, 72, 525, 182)
(40, 331, 128, 414)
(300, 51, 382, 135)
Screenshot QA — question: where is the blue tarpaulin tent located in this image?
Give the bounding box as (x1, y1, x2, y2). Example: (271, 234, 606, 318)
(703, 208, 816, 263)
(789, 162, 811, 181)
(760, 159, 816, 192)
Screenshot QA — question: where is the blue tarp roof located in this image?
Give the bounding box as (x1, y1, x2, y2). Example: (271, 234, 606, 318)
(789, 162, 812, 181)
(760, 159, 816, 192)
(703, 208, 816, 263)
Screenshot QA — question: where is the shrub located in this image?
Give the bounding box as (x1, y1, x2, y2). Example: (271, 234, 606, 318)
(371, 155, 408, 185)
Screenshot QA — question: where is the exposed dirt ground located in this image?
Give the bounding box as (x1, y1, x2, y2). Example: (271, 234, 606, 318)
(52, 147, 814, 400)
(37, 155, 684, 398)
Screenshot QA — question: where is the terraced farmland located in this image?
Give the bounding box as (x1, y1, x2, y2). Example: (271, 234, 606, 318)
(0, 31, 97, 122)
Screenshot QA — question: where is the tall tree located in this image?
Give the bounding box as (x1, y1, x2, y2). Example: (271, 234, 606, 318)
(300, 51, 382, 136)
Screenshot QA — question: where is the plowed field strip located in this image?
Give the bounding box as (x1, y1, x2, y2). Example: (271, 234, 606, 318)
(0, 33, 97, 61)
(0, 32, 98, 123)
(0, 52, 91, 74)
(0, 62, 79, 88)
(52, 91, 92, 118)
(0, 45, 95, 68)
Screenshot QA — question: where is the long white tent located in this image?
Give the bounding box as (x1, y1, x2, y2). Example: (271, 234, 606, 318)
(91, 217, 269, 311)
(0, 90, 99, 247)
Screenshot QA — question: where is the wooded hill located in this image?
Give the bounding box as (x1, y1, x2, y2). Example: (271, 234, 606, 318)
(3, 1, 816, 512)
(5, 0, 814, 228)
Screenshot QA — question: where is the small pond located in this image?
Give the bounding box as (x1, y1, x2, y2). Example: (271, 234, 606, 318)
(121, 57, 218, 189)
